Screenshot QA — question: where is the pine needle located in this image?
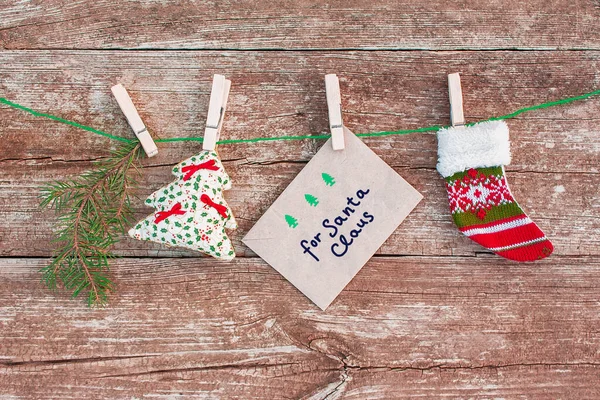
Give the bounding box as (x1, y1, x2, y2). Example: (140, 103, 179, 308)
(40, 142, 142, 306)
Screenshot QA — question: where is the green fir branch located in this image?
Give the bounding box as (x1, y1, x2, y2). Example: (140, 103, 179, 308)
(40, 142, 142, 306)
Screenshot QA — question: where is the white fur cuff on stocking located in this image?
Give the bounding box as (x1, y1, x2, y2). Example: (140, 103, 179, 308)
(436, 120, 511, 178)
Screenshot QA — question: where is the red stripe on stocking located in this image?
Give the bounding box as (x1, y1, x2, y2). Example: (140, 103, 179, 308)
(496, 239, 554, 262)
(468, 222, 545, 250)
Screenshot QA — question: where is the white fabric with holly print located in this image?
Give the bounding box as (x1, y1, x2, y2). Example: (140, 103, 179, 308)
(129, 150, 237, 261)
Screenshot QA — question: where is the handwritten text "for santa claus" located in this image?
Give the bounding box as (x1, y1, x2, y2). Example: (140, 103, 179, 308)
(300, 188, 374, 262)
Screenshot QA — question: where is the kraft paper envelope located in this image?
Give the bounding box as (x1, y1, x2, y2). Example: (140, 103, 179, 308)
(243, 128, 423, 310)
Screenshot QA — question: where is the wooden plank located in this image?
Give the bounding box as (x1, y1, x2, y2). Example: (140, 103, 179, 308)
(0, 0, 599, 50)
(3, 364, 600, 399)
(0, 50, 598, 257)
(1, 161, 598, 257)
(1, 50, 598, 168)
(1, 256, 599, 398)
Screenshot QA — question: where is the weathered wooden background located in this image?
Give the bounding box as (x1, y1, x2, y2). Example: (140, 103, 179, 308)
(1, 1, 599, 398)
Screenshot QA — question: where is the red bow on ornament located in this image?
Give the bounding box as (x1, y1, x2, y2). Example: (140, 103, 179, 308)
(154, 202, 186, 223)
(201, 194, 228, 218)
(181, 159, 219, 181)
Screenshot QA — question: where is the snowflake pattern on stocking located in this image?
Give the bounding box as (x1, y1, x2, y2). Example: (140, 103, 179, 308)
(446, 168, 515, 220)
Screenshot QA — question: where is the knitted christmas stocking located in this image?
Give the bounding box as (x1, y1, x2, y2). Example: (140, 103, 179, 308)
(436, 120, 553, 261)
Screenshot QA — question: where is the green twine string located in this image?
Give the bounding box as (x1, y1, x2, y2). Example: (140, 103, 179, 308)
(0, 97, 133, 143)
(1, 89, 599, 145)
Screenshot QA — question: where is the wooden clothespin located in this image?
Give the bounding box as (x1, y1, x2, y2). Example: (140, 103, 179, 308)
(325, 74, 345, 150)
(203, 74, 232, 151)
(447, 72, 465, 128)
(111, 84, 158, 157)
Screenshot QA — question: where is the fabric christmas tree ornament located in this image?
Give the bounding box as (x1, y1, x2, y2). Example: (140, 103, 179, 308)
(129, 150, 237, 261)
(437, 120, 553, 262)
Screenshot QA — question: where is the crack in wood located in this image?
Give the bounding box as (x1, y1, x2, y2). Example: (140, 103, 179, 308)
(0, 354, 154, 367)
(93, 361, 305, 379)
(238, 159, 309, 166)
(343, 361, 600, 372)
(0, 155, 106, 164)
(2, 155, 596, 176)
(2, 354, 599, 374)
(2, 46, 600, 51)
(320, 369, 350, 400)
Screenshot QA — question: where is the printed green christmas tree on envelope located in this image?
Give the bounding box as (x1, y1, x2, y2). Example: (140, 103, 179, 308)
(243, 128, 422, 310)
